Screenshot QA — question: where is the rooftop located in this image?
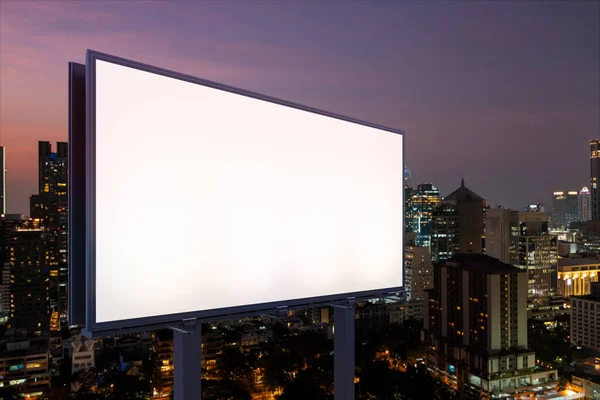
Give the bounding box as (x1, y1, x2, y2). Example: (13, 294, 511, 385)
(446, 253, 523, 274)
(558, 256, 600, 267)
(442, 179, 484, 203)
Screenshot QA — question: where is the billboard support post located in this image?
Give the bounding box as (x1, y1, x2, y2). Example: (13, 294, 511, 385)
(333, 298, 355, 400)
(171, 320, 202, 400)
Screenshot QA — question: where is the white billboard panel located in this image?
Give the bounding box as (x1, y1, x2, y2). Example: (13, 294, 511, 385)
(87, 51, 404, 331)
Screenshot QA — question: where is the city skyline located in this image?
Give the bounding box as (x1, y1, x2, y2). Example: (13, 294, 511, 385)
(1, 1, 599, 214)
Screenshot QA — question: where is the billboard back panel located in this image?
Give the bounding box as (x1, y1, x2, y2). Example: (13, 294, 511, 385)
(86, 51, 404, 332)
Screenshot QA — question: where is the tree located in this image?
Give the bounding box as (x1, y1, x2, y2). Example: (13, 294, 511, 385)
(278, 369, 332, 400)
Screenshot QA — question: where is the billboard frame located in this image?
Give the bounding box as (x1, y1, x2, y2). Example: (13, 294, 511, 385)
(84, 49, 405, 334)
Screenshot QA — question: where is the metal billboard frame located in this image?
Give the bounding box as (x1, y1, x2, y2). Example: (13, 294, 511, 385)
(76, 49, 405, 400)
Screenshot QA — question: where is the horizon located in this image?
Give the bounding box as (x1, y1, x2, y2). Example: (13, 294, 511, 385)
(1, 0, 599, 214)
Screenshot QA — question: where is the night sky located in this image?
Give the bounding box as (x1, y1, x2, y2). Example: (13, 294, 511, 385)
(1, 1, 598, 215)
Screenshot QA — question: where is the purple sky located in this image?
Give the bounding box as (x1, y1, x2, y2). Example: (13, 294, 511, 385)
(1, 0, 598, 214)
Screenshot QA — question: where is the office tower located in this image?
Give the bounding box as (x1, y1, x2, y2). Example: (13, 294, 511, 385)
(405, 187, 415, 233)
(570, 282, 600, 351)
(404, 166, 412, 189)
(0, 214, 27, 321)
(431, 180, 484, 262)
(405, 233, 433, 301)
(551, 190, 579, 230)
(591, 140, 600, 220)
(485, 210, 558, 298)
(0, 147, 5, 215)
(423, 254, 558, 397)
(579, 187, 592, 222)
(485, 208, 512, 264)
(557, 256, 600, 297)
(32, 142, 68, 321)
(411, 183, 440, 248)
(9, 219, 50, 333)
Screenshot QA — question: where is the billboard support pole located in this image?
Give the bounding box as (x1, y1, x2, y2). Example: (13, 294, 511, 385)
(171, 320, 202, 400)
(333, 298, 355, 400)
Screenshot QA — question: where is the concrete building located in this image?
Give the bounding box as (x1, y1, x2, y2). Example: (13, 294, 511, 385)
(0, 329, 51, 399)
(388, 300, 424, 324)
(70, 334, 96, 375)
(570, 282, 600, 351)
(153, 330, 174, 398)
(557, 256, 600, 298)
(423, 254, 558, 399)
(485, 210, 558, 298)
(431, 180, 484, 262)
(552, 191, 580, 230)
(580, 187, 593, 222)
(8, 219, 50, 333)
(591, 140, 600, 221)
(405, 232, 433, 301)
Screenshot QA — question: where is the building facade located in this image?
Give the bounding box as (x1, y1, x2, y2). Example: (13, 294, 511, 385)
(591, 140, 600, 221)
(405, 233, 433, 301)
(410, 183, 440, 248)
(580, 187, 593, 222)
(31, 141, 68, 322)
(9, 219, 50, 333)
(557, 256, 600, 298)
(552, 191, 579, 230)
(431, 180, 484, 263)
(423, 254, 558, 399)
(570, 282, 600, 351)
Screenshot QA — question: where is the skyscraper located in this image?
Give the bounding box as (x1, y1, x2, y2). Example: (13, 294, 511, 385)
(431, 180, 484, 262)
(590, 140, 600, 220)
(0, 147, 5, 215)
(410, 183, 440, 248)
(487, 210, 558, 298)
(579, 186, 592, 222)
(31, 142, 68, 321)
(551, 190, 579, 230)
(423, 253, 558, 397)
(9, 219, 50, 333)
(404, 166, 412, 189)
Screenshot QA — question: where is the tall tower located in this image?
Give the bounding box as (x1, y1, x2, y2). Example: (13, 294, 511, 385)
(579, 186, 592, 222)
(411, 183, 440, 248)
(590, 140, 600, 220)
(431, 180, 484, 262)
(0, 147, 5, 215)
(32, 141, 68, 322)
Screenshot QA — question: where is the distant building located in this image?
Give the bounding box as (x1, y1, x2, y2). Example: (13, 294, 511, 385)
(404, 166, 412, 189)
(570, 282, 600, 351)
(0, 147, 5, 215)
(202, 326, 223, 378)
(557, 256, 600, 298)
(0, 214, 27, 323)
(0, 329, 51, 398)
(9, 219, 50, 333)
(431, 180, 484, 262)
(153, 330, 173, 398)
(552, 190, 579, 230)
(486, 210, 558, 298)
(591, 140, 600, 220)
(410, 183, 440, 248)
(71, 335, 96, 375)
(525, 203, 546, 213)
(388, 300, 424, 324)
(423, 254, 558, 398)
(31, 141, 68, 321)
(405, 232, 433, 301)
(579, 187, 592, 222)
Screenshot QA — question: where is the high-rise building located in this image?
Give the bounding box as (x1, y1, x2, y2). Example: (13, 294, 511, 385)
(404, 166, 412, 189)
(525, 203, 546, 213)
(0, 214, 27, 322)
(8, 219, 50, 333)
(570, 282, 600, 351)
(431, 180, 484, 262)
(31, 142, 68, 321)
(411, 183, 440, 248)
(404, 233, 433, 301)
(579, 187, 592, 222)
(551, 190, 579, 230)
(423, 254, 558, 397)
(485, 210, 558, 298)
(0, 147, 6, 215)
(591, 140, 600, 220)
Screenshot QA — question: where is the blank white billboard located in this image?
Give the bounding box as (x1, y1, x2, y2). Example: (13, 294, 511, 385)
(90, 53, 403, 327)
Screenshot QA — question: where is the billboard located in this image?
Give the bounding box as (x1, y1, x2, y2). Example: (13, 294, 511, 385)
(84, 50, 404, 333)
